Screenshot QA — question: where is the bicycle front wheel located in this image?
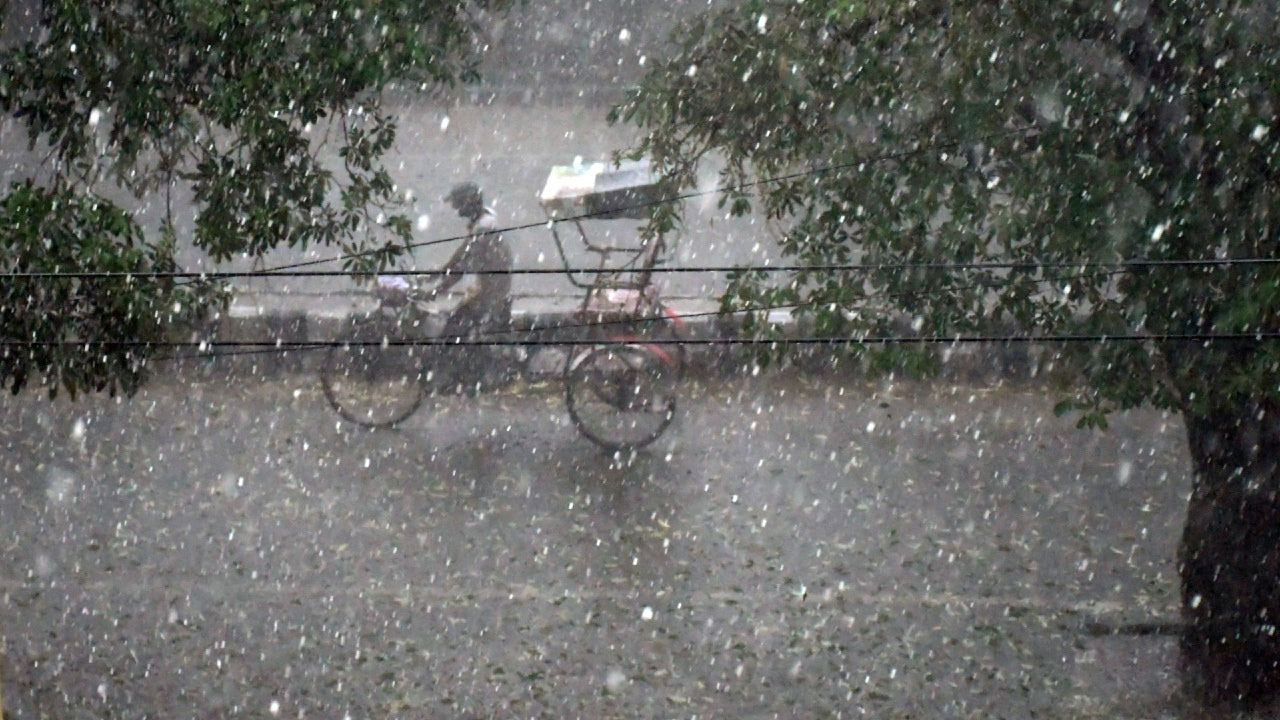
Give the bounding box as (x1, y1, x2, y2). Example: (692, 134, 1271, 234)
(321, 335, 426, 429)
(565, 343, 678, 450)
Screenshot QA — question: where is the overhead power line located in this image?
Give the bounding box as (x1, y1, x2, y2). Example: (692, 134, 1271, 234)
(150, 265, 1130, 362)
(10, 257, 1280, 280)
(6, 333, 1277, 351)
(7, 265, 1136, 364)
(235, 90, 1203, 276)
(9, 263, 1236, 371)
(8, 92, 1206, 287)
(8, 257, 1278, 280)
(242, 124, 1044, 276)
(7, 93, 1211, 282)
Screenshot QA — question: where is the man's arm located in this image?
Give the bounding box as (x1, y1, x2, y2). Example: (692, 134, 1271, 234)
(433, 240, 471, 294)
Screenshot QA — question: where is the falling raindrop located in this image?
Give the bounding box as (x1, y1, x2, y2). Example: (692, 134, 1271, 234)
(605, 668, 627, 692)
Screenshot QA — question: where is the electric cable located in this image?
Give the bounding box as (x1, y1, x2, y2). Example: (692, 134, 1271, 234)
(6, 257, 1279, 280)
(5, 332, 1276, 351)
(5, 93, 1217, 283)
(8, 265, 1267, 351)
(214, 89, 1203, 275)
(148, 265, 1136, 362)
(246, 125, 1037, 275)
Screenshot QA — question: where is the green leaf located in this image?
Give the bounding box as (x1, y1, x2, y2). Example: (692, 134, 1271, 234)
(0, 0, 513, 396)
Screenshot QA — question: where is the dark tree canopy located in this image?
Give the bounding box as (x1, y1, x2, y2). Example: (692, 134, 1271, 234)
(0, 0, 512, 396)
(616, 0, 1280, 708)
(619, 0, 1278, 422)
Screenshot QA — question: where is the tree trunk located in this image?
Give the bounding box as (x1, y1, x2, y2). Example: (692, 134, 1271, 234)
(1178, 397, 1280, 708)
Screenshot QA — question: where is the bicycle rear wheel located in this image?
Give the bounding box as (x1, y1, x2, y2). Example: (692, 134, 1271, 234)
(565, 343, 678, 450)
(321, 331, 427, 429)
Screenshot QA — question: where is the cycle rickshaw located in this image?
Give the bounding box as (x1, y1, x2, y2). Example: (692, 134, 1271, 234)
(320, 159, 688, 450)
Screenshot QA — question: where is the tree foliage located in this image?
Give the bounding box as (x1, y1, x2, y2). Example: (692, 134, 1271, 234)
(617, 0, 1279, 423)
(0, 0, 512, 396)
(617, 0, 1280, 706)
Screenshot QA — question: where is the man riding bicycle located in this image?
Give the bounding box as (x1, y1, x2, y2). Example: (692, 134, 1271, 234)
(434, 182, 513, 343)
(371, 182, 513, 391)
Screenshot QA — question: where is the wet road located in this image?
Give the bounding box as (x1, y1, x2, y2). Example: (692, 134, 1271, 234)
(1, 370, 1196, 718)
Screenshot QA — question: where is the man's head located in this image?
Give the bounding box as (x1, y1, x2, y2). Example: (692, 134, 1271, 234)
(445, 182, 484, 221)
